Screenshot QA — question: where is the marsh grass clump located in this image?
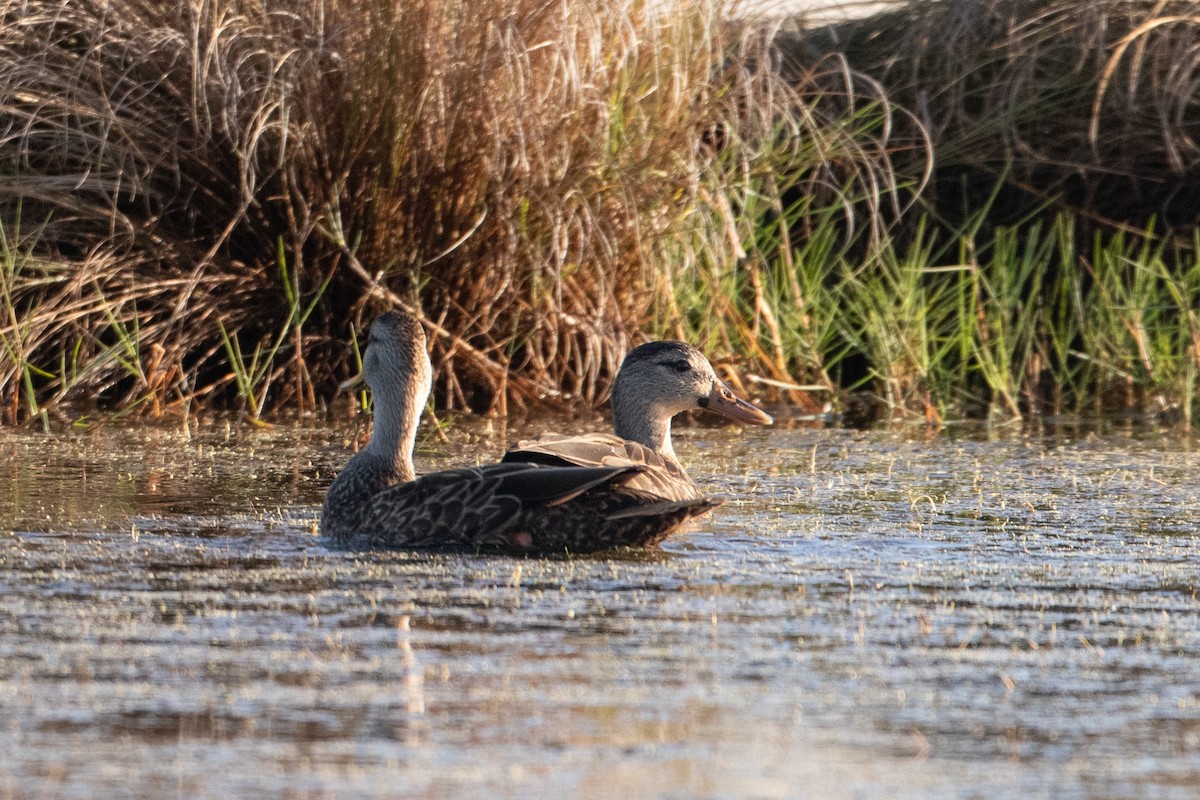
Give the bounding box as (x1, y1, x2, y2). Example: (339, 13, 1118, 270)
(4, 0, 1195, 427)
(0, 0, 912, 422)
(749, 0, 1200, 424)
(779, 211, 1200, 424)
(0, 0, 325, 420)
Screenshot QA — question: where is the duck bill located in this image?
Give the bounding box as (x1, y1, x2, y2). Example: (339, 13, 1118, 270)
(701, 380, 774, 426)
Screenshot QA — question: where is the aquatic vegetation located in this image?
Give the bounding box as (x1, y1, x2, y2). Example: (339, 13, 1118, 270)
(218, 245, 333, 420)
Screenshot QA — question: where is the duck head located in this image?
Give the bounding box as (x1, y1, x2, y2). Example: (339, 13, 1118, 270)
(610, 340, 772, 459)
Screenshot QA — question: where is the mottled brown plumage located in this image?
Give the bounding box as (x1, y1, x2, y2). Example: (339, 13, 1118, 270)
(320, 311, 722, 554)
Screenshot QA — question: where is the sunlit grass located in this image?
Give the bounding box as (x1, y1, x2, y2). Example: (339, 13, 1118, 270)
(0, 0, 1197, 426)
(0, 0, 913, 421)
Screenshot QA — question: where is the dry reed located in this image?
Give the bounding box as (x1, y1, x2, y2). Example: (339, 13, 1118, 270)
(0, 0, 910, 420)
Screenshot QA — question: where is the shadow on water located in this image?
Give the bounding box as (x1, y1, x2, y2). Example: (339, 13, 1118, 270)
(1, 419, 1198, 799)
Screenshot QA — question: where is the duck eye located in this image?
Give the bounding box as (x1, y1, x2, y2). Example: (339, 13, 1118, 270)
(662, 360, 691, 374)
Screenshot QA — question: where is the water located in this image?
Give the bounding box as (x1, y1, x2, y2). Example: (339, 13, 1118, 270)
(1, 418, 1198, 799)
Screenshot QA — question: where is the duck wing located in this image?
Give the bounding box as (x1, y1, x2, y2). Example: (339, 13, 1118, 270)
(353, 461, 642, 551)
(503, 432, 699, 502)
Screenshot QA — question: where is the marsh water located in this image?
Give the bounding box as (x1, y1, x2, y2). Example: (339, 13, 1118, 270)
(0, 416, 1198, 799)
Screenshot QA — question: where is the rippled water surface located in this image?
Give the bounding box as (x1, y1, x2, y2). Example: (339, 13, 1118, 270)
(1, 418, 1198, 799)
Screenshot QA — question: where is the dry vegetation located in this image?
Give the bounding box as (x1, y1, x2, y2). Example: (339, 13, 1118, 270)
(0, 0, 910, 423)
(805, 0, 1200, 229)
(0, 0, 1198, 426)
(780, 0, 1200, 423)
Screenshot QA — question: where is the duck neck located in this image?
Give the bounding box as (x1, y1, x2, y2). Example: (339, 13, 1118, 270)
(612, 384, 677, 460)
(364, 382, 420, 483)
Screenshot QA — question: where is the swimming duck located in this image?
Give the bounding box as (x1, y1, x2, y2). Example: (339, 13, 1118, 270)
(503, 339, 774, 502)
(320, 311, 730, 553)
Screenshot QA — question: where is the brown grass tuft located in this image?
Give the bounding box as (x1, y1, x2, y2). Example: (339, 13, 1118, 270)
(0, 0, 911, 420)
